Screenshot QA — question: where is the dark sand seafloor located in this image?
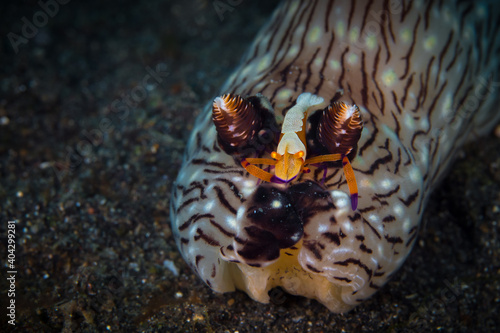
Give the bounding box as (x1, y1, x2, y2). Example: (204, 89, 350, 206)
(1, 1, 499, 332)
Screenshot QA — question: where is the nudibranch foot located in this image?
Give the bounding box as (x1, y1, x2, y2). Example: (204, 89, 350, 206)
(227, 239, 355, 313)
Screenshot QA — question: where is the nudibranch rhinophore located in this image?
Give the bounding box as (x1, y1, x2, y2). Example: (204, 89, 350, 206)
(170, 0, 500, 312)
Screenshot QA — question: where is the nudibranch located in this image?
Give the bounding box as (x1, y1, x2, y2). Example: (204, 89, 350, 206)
(170, 0, 500, 312)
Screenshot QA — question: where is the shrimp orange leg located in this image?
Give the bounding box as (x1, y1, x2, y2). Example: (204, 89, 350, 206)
(242, 154, 359, 210)
(241, 158, 285, 184)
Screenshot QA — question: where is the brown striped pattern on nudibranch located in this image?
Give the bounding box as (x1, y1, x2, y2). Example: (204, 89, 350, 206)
(170, 0, 500, 312)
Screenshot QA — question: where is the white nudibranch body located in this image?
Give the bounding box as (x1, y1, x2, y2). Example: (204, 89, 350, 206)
(170, 0, 500, 313)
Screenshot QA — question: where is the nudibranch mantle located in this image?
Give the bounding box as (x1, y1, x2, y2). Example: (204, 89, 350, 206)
(171, 0, 500, 313)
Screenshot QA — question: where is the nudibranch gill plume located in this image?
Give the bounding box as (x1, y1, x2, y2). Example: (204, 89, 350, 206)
(170, 0, 500, 312)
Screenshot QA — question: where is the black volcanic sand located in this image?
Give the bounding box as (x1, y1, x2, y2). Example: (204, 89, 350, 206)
(1, 1, 499, 332)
